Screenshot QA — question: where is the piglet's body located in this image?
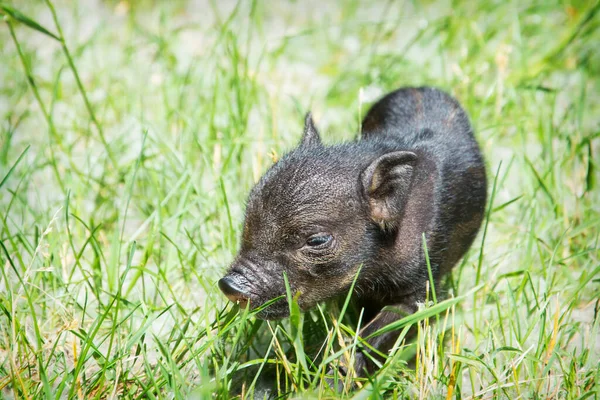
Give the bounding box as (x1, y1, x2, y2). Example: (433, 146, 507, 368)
(219, 87, 487, 376)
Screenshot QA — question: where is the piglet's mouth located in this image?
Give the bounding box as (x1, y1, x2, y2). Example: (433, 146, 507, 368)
(218, 276, 251, 309)
(218, 274, 295, 319)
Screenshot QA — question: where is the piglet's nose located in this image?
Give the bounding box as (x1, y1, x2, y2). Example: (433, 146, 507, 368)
(218, 277, 250, 308)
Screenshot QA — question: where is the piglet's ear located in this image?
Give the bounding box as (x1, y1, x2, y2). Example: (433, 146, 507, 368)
(361, 151, 417, 228)
(300, 112, 322, 147)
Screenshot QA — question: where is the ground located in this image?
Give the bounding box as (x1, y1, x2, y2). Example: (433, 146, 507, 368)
(0, 0, 599, 398)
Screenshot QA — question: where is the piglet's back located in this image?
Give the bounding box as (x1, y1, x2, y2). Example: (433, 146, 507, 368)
(361, 87, 477, 152)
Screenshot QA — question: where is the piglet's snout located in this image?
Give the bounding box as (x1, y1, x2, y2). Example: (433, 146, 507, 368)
(218, 276, 250, 309)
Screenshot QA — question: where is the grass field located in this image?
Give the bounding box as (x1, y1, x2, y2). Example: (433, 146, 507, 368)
(1, 0, 599, 398)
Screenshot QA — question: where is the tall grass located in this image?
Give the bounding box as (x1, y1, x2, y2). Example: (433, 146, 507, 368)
(1, 0, 599, 398)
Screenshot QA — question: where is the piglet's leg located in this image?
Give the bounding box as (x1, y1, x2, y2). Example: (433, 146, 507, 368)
(351, 301, 419, 376)
(325, 301, 418, 391)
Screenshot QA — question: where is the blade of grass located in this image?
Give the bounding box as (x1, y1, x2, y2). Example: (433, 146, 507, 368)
(0, 3, 59, 40)
(0, 145, 29, 190)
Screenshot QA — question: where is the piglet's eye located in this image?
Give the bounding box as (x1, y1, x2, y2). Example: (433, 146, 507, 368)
(306, 234, 333, 247)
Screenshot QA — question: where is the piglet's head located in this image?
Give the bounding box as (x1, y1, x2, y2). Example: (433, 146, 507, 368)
(219, 114, 417, 319)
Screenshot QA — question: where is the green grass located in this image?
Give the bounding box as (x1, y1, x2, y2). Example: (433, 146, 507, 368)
(1, 0, 599, 398)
